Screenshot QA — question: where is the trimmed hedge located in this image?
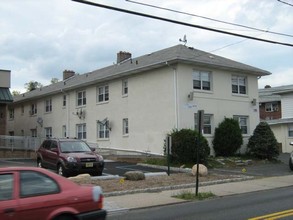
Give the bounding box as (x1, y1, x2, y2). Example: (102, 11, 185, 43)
(168, 129, 210, 164)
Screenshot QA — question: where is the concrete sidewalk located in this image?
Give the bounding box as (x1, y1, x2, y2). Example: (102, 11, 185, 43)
(104, 175, 293, 214)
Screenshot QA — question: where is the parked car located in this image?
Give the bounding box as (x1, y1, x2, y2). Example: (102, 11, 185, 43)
(289, 142, 293, 171)
(0, 166, 107, 220)
(37, 138, 104, 177)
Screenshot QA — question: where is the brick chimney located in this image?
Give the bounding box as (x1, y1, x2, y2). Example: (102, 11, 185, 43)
(63, 70, 75, 80)
(117, 51, 131, 63)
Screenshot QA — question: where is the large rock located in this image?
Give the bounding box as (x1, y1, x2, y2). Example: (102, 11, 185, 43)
(191, 164, 208, 176)
(68, 174, 91, 184)
(124, 171, 145, 181)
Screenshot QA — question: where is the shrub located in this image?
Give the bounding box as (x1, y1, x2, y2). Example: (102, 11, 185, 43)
(168, 129, 210, 165)
(247, 122, 279, 160)
(213, 118, 243, 156)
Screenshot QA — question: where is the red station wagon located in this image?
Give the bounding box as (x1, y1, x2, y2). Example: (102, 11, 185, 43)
(37, 138, 104, 177)
(0, 167, 107, 220)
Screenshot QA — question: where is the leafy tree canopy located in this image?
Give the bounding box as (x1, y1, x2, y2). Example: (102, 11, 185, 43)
(25, 81, 43, 92)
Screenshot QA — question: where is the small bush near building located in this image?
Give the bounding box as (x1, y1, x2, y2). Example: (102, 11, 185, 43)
(247, 122, 279, 160)
(212, 118, 243, 156)
(168, 129, 210, 165)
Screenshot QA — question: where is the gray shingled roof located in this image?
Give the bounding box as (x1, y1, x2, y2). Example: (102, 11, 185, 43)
(13, 44, 271, 103)
(259, 84, 293, 102)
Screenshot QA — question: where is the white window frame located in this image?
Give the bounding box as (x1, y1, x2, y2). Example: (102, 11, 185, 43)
(97, 85, 109, 103)
(62, 125, 67, 138)
(63, 95, 66, 107)
(97, 120, 110, 139)
(233, 115, 249, 135)
(123, 118, 129, 135)
(265, 102, 279, 112)
(232, 75, 247, 95)
(31, 129, 37, 137)
(76, 124, 86, 140)
(288, 124, 293, 137)
(122, 79, 128, 96)
(9, 108, 14, 120)
(30, 103, 37, 116)
(192, 70, 212, 91)
(21, 105, 24, 115)
(77, 91, 86, 107)
(45, 99, 52, 113)
(194, 113, 213, 135)
(45, 127, 52, 138)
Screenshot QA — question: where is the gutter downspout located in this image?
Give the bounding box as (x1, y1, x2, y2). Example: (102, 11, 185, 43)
(166, 62, 179, 129)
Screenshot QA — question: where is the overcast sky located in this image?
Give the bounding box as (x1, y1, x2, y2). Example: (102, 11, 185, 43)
(1, 0, 293, 93)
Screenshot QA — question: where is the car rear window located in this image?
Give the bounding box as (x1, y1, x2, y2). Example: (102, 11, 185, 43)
(20, 171, 60, 198)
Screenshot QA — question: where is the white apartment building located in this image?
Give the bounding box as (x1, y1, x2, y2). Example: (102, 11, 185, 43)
(259, 85, 293, 153)
(6, 45, 270, 155)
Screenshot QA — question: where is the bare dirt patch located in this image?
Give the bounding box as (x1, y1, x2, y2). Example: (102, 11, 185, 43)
(71, 173, 238, 193)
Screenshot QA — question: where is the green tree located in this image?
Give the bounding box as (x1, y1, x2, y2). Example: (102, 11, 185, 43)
(25, 81, 43, 91)
(247, 122, 279, 160)
(213, 118, 243, 156)
(168, 129, 210, 164)
(51, 78, 59, 84)
(12, 90, 21, 96)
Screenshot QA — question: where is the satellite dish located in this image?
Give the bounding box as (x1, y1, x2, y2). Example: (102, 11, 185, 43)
(179, 34, 187, 45)
(37, 117, 43, 127)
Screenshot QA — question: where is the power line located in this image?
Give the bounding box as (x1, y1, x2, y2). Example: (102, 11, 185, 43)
(126, 0, 293, 38)
(277, 0, 293, 7)
(71, 0, 293, 47)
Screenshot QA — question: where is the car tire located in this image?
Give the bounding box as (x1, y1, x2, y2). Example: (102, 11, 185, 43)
(289, 157, 293, 171)
(53, 214, 76, 220)
(57, 164, 68, 177)
(37, 159, 43, 168)
(91, 171, 102, 176)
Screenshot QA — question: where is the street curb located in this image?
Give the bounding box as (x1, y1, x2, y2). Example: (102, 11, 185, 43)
(104, 175, 254, 197)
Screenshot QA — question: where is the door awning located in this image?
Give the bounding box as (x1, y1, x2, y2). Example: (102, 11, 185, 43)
(0, 88, 13, 103)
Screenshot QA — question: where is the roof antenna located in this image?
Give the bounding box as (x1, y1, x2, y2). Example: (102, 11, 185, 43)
(179, 34, 187, 45)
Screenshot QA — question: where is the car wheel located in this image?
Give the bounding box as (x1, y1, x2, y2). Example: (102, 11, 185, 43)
(289, 157, 293, 171)
(37, 159, 43, 168)
(57, 164, 68, 177)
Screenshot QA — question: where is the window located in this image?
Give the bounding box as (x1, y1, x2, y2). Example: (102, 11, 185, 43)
(31, 129, 37, 137)
(288, 124, 293, 137)
(21, 105, 24, 115)
(20, 171, 59, 198)
(265, 102, 279, 112)
(97, 120, 110, 139)
(76, 124, 86, 139)
(30, 103, 37, 116)
(232, 75, 247, 94)
(194, 113, 213, 134)
(63, 95, 66, 107)
(45, 127, 52, 138)
(97, 85, 109, 102)
(122, 79, 128, 96)
(192, 70, 211, 91)
(0, 174, 13, 201)
(45, 99, 52, 113)
(62, 125, 66, 138)
(9, 108, 14, 120)
(77, 91, 86, 106)
(233, 115, 248, 134)
(123, 118, 129, 135)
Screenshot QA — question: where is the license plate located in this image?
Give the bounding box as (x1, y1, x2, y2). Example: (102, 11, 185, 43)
(85, 162, 93, 168)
